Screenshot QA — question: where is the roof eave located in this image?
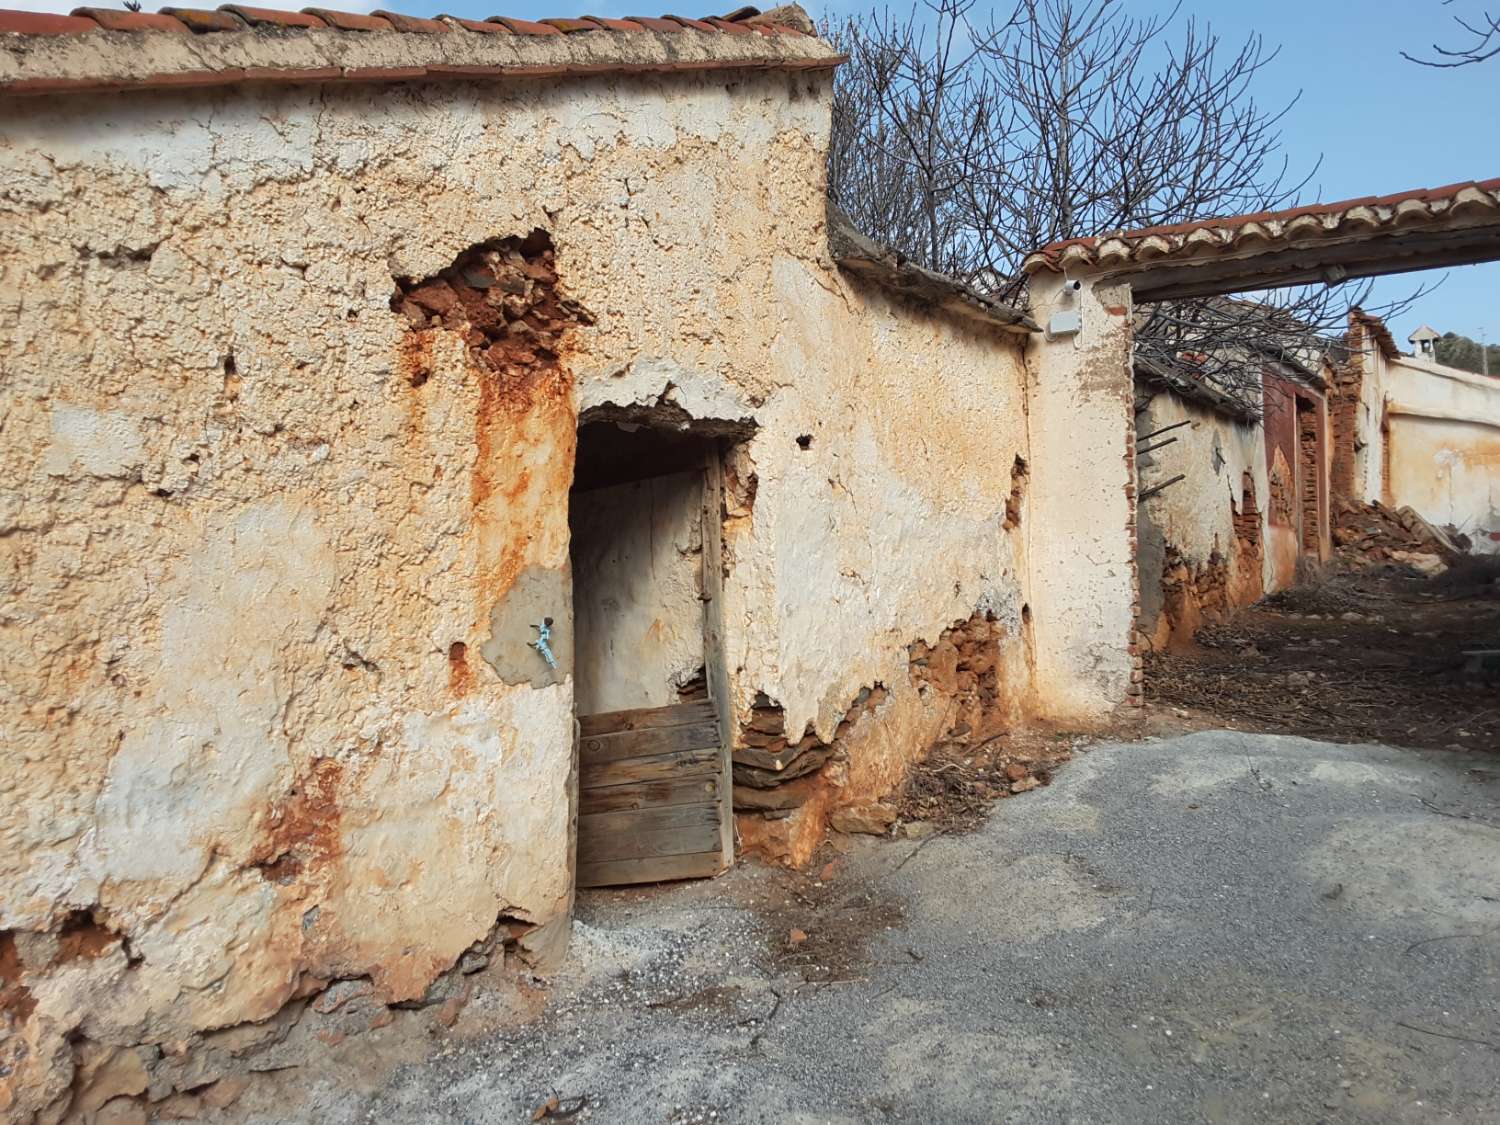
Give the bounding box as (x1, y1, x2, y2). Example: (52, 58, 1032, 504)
(0, 18, 844, 97)
(828, 204, 1038, 336)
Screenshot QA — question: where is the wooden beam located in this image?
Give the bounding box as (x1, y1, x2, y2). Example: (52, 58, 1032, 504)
(1114, 227, 1500, 302)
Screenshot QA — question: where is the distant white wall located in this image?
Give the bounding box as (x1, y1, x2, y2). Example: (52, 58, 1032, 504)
(1385, 355, 1500, 551)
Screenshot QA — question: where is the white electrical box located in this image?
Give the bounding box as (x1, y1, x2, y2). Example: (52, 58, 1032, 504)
(1046, 309, 1082, 340)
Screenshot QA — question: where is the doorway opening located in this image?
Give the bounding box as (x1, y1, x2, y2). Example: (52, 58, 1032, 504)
(569, 407, 750, 887)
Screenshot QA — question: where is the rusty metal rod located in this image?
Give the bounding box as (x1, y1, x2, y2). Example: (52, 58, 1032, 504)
(1136, 436, 1180, 456)
(1138, 473, 1186, 500)
(1138, 419, 1192, 442)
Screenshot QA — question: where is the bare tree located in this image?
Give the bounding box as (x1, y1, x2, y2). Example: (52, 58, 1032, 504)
(1403, 1, 1500, 67)
(826, 0, 1430, 409)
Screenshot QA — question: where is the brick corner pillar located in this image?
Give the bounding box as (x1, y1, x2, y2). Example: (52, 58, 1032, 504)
(1023, 273, 1141, 721)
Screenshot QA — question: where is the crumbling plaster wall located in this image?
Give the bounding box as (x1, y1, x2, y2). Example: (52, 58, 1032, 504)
(1135, 389, 1268, 647)
(1385, 355, 1500, 549)
(1, 68, 1038, 1116)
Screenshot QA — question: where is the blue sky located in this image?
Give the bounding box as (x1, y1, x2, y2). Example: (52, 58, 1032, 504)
(26, 0, 1498, 344)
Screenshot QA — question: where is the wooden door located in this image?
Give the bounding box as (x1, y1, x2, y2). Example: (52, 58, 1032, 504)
(572, 454, 733, 887)
(576, 701, 727, 886)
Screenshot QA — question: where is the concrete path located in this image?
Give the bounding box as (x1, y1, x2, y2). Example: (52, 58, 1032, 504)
(268, 733, 1500, 1124)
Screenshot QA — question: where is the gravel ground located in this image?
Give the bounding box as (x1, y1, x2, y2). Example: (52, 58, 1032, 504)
(245, 731, 1500, 1125)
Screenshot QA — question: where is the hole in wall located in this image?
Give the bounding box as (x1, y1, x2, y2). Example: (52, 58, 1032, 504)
(796, 434, 813, 450)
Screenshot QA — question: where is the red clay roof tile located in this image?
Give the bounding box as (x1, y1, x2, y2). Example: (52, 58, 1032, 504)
(662, 15, 717, 31)
(0, 4, 838, 97)
(539, 17, 597, 33)
(301, 8, 393, 31)
(221, 6, 326, 28)
(74, 8, 189, 31)
(368, 9, 446, 32)
(438, 14, 506, 34)
(580, 16, 645, 32)
(624, 16, 684, 32)
(486, 15, 561, 35)
(1024, 179, 1500, 274)
(0, 8, 97, 33)
(159, 7, 245, 31)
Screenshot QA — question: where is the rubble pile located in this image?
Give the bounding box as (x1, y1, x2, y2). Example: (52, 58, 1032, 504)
(1332, 496, 1467, 574)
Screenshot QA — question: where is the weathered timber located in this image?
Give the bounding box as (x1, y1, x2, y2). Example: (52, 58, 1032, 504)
(581, 747, 720, 789)
(576, 803, 721, 865)
(576, 850, 725, 889)
(580, 720, 720, 764)
(580, 776, 721, 816)
(578, 700, 716, 737)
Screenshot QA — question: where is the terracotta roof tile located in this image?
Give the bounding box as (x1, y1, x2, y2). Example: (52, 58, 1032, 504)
(158, 6, 245, 32)
(0, 4, 841, 96)
(73, 8, 189, 31)
(1024, 179, 1500, 276)
(624, 16, 685, 32)
(538, 17, 597, 33)
(485, 15, 563, 35)
(0, 3, 819, 41)
(662, 15, 718, 31)
(579, 16, 645, 32)
(301, 8, 394, 31)
(368, 9, 447, 32)
(221, 6, 326, 28)
(0, 9, 97, 32)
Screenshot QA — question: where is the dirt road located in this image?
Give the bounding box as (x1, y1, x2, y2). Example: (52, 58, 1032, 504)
(236, 730, 1500, 1125)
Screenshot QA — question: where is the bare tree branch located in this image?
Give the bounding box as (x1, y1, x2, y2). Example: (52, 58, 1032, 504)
(826, 0, 1429, 412)
(1402, 1, 1500, 67)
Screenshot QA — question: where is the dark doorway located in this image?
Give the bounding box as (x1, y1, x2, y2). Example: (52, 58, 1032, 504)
(569, 416, 735, 887)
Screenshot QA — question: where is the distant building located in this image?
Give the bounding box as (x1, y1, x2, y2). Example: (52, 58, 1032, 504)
(1409, 323, 1441, 358)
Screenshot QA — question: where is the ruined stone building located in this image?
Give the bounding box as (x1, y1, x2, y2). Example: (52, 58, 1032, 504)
(0, 8, 1141, 1119)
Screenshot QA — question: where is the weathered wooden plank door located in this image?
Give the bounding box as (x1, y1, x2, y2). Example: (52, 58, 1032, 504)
(576, 700, 726, 886)
(572, 453, 734, 887)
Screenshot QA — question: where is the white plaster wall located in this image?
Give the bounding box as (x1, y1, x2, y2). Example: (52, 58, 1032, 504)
(1138, 395, 1266, 564)
(1385, 356, 1500, 548)
(1136, 390, 1269, 624)
(570, 471, 706, 714)
(1024, 276, 1137, 717)
(0, 69, 1036, 1111)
